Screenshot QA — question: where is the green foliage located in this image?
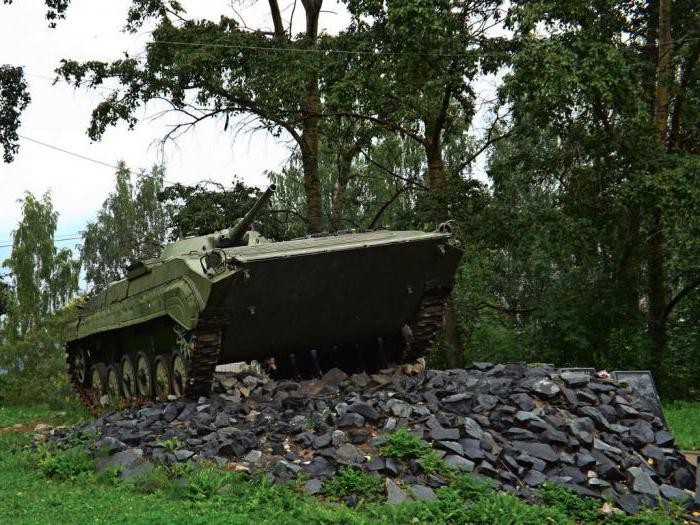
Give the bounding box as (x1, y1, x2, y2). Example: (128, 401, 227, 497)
(169, 461, 237, 501)
(36, 444, 93, 482)
(155, 437, 181, 453)
(0, 65, 31, 163)
(379, 428, 447, 474)
(0, 309, 76, 405)
(380, 428, 431, 460)
(665, 401, 700, 449)
(158, 178, 284, 240)
(538, 483, 600, 523)
(2, 191, 79, 337)
(323, 466, 383, 500)
(80, 162, 167, 292)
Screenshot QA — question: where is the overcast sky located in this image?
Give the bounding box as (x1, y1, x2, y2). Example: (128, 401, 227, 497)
(0, 0, 351, 263)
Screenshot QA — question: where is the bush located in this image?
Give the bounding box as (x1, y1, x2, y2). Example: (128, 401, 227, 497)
(323, 467, 384, 500)
(0, 312, 76, 407)
(36, 444, 93, 481)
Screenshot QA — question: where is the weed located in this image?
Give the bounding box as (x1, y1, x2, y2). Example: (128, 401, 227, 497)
(129, 466, 171, 494)
(380, 428, 449, 474)
(170, 461, 236, 500)
(35, 443, 93, 481)
(323, 466, 384, 500)
(380, 428, 430, 460)
(538, 482, 600, 522)
(156, 437, 181, 453)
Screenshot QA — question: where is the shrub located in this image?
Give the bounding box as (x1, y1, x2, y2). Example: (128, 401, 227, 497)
(323, 467, 384, 500)
(36, 444, 93, 481)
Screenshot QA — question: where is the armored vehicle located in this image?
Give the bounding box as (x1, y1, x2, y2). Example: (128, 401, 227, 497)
(64, 185, 462, 406)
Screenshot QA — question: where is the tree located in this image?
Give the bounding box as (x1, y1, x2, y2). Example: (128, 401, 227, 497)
(468, 0, 700, 394)
(80, 162, 168, 291)
(56, 1, 356, 233)
(0, 280, 11, 318)
(0, 1, 71, 161)
(2, 192, 80, 337)
(158, 177, 286, 241)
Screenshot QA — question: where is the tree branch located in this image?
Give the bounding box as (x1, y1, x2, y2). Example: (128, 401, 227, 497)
(663, 275, 700, 321)
(268, 0, 287, 39)
(367, 185, 411, 229)
(476, 302, 537, 315)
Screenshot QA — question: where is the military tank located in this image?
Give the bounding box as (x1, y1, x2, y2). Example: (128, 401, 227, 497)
(64, 185, 463, 406)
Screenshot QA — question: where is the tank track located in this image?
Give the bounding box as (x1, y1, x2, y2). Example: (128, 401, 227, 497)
(65, 346, 94, 408)
(66, 288, 451, 407)
(402, 287, 453, 363)
(185, 327, 222, 399)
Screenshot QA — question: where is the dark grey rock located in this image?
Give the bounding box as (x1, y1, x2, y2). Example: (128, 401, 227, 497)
(659, 484, 692, 503)
(304, 478, 323, 496)
(430, 427, 460, 441)
(331, 430, 348, 447)
(312, 433, 331, 449)
(510, 393, 535, 411)
(95, 436, 127, 455)
(593, 438, 622, 457)
(524, 470, 546, 486)
(461, 418, 484, 440)
(444, 455, 475, 472)
(569, 417, 595, 444)
(410, 485, 437, 501)
(628, 466, 660, 497)
(630, 421, 655, 446)
(511, 441, 558, 463)
(174, 449, 195, 461)
(335, 443, 364, 465)
(244, 450, 262, 463)
(386, 478, 408, 504)
(435, 441, 464, 456)
(95, 448, 144, 473)
(337, 412, 365, 428)
(654, 430, 674, 447)
(347, 402, 380, 421)
(531, 378, 560, 398)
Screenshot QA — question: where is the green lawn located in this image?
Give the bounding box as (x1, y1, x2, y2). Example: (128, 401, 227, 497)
(665, 401, 700, 450)
(0, 406, 689, 525)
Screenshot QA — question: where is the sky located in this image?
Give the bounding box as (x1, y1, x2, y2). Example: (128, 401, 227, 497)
(0, 0, 350, 263)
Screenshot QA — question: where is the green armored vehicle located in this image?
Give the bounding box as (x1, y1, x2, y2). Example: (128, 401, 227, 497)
(64, 185, 462, 405)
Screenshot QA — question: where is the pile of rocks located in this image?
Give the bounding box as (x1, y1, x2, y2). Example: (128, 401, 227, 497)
(49, 362, 698, 513)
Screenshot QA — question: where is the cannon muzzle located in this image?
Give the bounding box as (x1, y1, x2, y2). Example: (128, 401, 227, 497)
(225, 184, 276, 245)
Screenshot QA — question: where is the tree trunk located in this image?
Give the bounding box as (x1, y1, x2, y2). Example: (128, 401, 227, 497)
(331, 153, 352, 231)
(299, 0, 324, 233)
(301, 85, 323, 233)
(648, 0, 672, 385)
(424, 129, 463, 367)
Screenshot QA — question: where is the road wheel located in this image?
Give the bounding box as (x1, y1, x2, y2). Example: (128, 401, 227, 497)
(135, 352, 154, 399)
(172, 351, 187, 398)
(120, 355, 137, 401)
(106, 363, 124, 404)
(89, 363, 108, 405)
(73, 348, 89, 384)
(154, 354, 174, 401)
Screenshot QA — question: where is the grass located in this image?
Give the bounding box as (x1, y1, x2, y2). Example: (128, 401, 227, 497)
(0, 402, 89, 428)
(0, 410, 691, 525)
(665, 401, 700, 450)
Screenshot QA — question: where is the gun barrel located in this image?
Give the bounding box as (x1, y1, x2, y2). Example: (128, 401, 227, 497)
(229, 184, 277, 243)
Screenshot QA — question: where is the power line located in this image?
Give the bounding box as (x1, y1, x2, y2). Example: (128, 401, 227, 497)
(0, 235, 83, 249)
(145, 35, 700, 56)
(18, 134, 119, 169)
(17, 135, 176, 185)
